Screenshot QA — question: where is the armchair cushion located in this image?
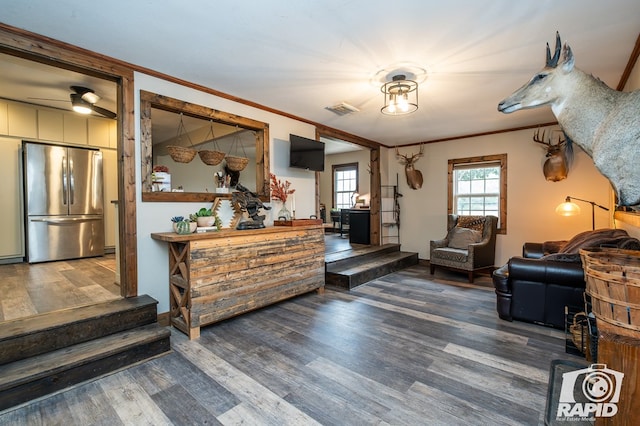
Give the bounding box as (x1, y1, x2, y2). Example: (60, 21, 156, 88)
(455, 216, 486, 233)
(448, 227, 482, 249)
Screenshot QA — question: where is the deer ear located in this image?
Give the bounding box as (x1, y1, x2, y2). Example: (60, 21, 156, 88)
(561, 44, 574, 73)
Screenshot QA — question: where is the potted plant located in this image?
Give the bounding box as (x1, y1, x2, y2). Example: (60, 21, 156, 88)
(170, 216, 196, 234)
(194, 207, 222, 229)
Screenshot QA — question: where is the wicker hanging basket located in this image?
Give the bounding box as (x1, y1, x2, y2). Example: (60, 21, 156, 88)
(224, 127, 249, 171)
(198, 121, 226, 166)
(168, 145, 197, 163)
(198, 150, 226, 166)
(167, 113, 196, 163)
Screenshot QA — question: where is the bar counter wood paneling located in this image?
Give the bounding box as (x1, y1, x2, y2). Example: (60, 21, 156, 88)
(151, 225, 325, 339)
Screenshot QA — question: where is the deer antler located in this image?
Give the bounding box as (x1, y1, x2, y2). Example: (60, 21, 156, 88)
(533, 128, 551, 146)
(396, 145, 424, 165)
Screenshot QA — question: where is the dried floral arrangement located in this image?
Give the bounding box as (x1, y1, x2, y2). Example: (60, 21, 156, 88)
(269, 173, 295, 203)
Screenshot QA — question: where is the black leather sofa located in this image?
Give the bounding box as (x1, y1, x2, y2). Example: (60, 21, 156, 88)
(493, 229, 640, 329)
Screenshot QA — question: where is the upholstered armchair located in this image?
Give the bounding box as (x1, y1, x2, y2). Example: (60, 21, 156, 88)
(430, 215, 498, 283)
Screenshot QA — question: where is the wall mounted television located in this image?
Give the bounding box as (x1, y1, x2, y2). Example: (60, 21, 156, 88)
(289, 134, 325, 171)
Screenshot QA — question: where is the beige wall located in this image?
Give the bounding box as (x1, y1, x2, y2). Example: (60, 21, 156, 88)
(320, 149, 371, 213)
(384, 126, 613, 266)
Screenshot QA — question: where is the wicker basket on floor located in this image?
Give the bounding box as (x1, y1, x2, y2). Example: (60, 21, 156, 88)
(198, 150, 225, 166)
(580, 248, 640, 338)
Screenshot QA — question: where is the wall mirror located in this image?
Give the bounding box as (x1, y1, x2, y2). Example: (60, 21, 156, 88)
(140, 90, 270, 202)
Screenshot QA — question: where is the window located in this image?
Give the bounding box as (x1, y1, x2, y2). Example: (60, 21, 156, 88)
(333, 163, 358, 209)
(448, 154, 507, 233)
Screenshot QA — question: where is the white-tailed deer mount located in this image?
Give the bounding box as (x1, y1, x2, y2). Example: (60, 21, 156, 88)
(532, 128, 574, 182)
(498, 32, 640, 206)
(396, 145, 424, 190)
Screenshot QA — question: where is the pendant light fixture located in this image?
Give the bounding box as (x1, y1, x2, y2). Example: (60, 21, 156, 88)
(381, 74, 418, 115)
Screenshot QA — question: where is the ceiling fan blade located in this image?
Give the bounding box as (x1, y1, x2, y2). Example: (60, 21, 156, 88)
(27, 97, 68, 102)
(91, 104, 117, 119)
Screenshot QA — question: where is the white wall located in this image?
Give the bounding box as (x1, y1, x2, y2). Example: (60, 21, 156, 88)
(134, 73, 317, 313)
(385, 126, 613, 266)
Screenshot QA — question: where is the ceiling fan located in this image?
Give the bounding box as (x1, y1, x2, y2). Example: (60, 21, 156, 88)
(28, 85, 116, 119)
(68, 86, 116, 119)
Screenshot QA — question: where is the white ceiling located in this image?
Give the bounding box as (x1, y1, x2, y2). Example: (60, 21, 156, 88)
(1, 1, 639, 147)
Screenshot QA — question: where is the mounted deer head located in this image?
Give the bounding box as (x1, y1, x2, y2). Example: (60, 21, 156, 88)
(396, 145, 424, 190)
(532, 128, 573, 182)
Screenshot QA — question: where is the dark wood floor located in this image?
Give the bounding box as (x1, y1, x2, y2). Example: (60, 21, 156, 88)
(0, 262, 577, 425)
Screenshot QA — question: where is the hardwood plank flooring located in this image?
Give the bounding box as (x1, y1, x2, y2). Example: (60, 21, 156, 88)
(0, 255, 120, 322)
(0, 264, 578, 425)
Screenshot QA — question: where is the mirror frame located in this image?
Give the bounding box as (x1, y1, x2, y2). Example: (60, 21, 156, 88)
(140, 90, 270, 202)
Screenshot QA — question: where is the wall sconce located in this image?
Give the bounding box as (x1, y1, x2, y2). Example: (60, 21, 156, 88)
(381, 74, 418, 115)
(555, 196, 609, 230)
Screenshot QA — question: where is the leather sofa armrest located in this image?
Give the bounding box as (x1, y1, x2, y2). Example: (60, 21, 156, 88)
(522, 242, 544, 259)
(508, 257, 585, 288)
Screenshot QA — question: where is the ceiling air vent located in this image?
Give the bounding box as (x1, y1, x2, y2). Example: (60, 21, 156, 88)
(325, 102, 360, 116)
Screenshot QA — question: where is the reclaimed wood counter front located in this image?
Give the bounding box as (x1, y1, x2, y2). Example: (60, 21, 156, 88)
(151, 225, 325, 339)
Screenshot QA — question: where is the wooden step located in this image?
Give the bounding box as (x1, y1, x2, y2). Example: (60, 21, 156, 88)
(0, 323, 171, 412)
(326, 250, 418, 290)
(0, 295, 159, 365)
(325, 243, 401, 266)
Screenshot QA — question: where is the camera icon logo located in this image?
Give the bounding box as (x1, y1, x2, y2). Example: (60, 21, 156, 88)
(557, 363, 624, 419)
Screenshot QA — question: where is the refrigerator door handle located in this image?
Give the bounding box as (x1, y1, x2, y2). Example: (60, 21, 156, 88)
(62, 156, 68, 205)
(30, 217, 101, 224)
(69, 157, 75, 205)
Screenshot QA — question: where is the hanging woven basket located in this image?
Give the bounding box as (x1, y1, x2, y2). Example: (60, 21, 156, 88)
(168, 145, 197, 163)
(168, 113, 196, 163)
(225, 127, 249, 171)
(198, 150, 226, 166)
(225, 155, 249, 171)
(197, 121, 226, 165)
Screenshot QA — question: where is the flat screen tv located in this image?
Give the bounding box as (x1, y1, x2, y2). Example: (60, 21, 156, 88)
(289, 134, 325, 171)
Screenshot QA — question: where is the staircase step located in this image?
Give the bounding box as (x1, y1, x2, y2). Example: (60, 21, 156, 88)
(0, 323, 171, 412)
(326, 250, 418, 289)
(0, 295, 159, 365)
(325, 243, 401, 267)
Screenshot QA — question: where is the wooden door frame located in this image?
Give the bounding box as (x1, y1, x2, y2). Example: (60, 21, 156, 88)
(316, 127, 381, 245)
(0, 23, 138, 297)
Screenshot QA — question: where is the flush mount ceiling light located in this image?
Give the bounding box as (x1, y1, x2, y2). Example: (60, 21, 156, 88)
(381, 74, 418, 116)
(70, 93, 93, 114)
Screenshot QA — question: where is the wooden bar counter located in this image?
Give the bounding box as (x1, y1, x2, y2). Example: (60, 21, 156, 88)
(151, 224, 325, 339)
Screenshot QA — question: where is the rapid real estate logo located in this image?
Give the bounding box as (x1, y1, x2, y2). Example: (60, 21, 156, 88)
(556, 363, 624, 420)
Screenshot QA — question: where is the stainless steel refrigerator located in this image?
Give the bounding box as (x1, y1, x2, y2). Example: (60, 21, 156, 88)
(23, 141, 104, 263)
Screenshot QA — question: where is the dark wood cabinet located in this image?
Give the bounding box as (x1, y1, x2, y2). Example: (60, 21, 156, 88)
(349, 209, 370, 245)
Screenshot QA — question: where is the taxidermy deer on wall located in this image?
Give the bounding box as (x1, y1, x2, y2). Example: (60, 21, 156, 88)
(532, 128, 574, 182)
(396, 145, 424, 190)
(498, 32, 640, 206)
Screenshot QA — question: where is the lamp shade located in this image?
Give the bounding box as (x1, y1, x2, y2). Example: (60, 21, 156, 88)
(381, 74, 418, 115)
(555, 200, 581, 216)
